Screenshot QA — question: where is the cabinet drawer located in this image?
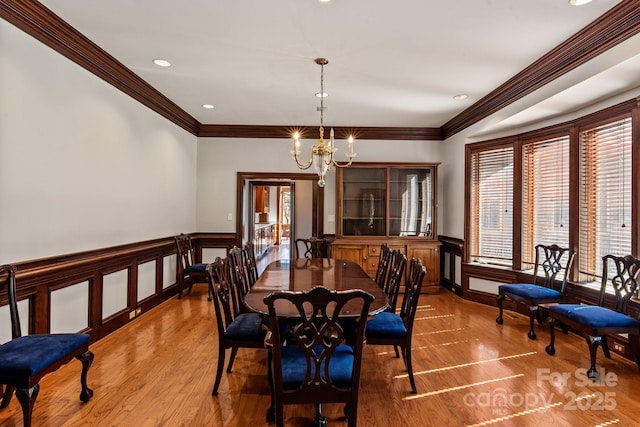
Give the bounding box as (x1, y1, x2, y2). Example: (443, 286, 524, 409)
(365, 257, 379, 274)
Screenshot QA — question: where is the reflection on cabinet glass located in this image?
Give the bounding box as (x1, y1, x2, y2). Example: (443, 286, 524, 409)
(389, 168, 432, 237)
(338, 163, 438, 238)
(341, 168, 386, 236)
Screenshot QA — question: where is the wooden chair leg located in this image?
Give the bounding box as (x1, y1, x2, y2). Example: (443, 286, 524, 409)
(15, 384, 39, 427)
(0, 385, 14, 409)
(545, 320, 556, 355)
(76, 350, 94, 402)
(212, 348, 226, 395)
(601, 336, 611, 359)
(586, 335, 602, 380)
(404, 345, 417, 393)
(227, 347, 239, 373)
(527, 307, 537, 340)
(496, 294, 505, 324)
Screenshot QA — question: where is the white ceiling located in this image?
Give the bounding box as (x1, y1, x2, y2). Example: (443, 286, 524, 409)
(39, 0, 640, 134)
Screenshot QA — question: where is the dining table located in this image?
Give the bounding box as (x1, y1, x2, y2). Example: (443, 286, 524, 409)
(243, 257, 389, 316)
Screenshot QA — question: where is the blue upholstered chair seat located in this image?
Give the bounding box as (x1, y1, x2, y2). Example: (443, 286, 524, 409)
(499, 283, 562, 300)
(224, 312, 266, 341)
(280, 344, 354, 390)
(0, 334, 89, 377)
(365, 312, 407, 339)
(549, 304, 640, 330)
(184, 263, 207, 274)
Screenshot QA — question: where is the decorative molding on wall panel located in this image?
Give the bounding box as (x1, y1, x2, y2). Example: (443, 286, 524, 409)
(137, 260, 156, 302)
(162, 255, 176, 290)
(51, 281, 89, 333)
(102, 270, 129, 320)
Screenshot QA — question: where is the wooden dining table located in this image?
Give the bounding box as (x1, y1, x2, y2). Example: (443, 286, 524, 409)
(244, 257, 388, 317)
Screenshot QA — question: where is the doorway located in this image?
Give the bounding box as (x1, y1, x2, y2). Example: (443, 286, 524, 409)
(236, 172, 324, 264)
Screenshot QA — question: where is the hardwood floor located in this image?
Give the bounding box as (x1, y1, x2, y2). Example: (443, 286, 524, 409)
(2, 255, 640, 426)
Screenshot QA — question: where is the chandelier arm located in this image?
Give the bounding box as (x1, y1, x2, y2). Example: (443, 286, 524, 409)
(332, 158, 355, 168)
(292, 150, 314, 170)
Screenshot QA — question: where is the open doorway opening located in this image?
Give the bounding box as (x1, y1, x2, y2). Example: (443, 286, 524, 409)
(236, 172, 324, 268)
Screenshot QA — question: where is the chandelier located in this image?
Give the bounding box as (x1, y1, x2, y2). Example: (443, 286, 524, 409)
(291, 58, 356, 187)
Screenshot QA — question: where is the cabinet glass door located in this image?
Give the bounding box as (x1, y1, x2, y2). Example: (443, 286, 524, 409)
(341, 168, 386, 236)
(389, 168, 433, 237)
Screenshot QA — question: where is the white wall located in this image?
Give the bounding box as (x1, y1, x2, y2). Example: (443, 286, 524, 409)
(0, 20, 198, 264)
(196, 137, 445, 234)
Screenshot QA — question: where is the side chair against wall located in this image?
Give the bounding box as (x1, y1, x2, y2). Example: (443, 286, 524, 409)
(545, 254, 640, 380)
(264, 286, 373, 427)
(0, 265, 94, 427)
(207, 258, 267, 396)
(496, 244, 575, 340)
(295, 237, 334, 259)
(175, 233, 211, 300)
(365, 258, 426, 393)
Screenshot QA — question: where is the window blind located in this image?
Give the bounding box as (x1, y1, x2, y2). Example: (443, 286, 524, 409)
(579, 117, 632, 282)
(470, 146, 514, 265)
(522, 135, 570, 269)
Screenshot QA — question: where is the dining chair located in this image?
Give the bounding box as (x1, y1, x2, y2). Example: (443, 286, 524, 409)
(295, 237, 333, 259)
(374, 243, 391, 289)
(264, 286, 373, 427)
(545, 254, 640, 379)
(175, 233, 211, 300)
(496, 244, 575, 339)
(242, 243, 259, 287)
(228, 246, 251, 312)
(207, 258, 267, 396)
(365, 258, 426, 393)
(0, 265, 94, 427)
(383, 250, 407, 314)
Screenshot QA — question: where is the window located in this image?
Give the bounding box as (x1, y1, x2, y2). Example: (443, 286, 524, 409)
(521, 135, 570, 269)
(469, 146, 514, 266)
(578, 117, 633, 282)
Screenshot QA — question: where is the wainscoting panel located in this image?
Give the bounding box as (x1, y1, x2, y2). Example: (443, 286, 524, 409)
(5, 233, 237, 343)
(102, 269, 129, 320)
(162, 254, 176, 290)
(51, 280, 89, 333)
(137, 260, 156, 302)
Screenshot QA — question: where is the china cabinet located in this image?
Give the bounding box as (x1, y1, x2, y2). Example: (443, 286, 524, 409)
(333, 163, 441, 292)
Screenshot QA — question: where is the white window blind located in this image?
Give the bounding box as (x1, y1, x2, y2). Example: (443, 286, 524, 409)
(522, 135, 570, 269)
(579, 117, 632, 282)
(470, 146, 514, 265)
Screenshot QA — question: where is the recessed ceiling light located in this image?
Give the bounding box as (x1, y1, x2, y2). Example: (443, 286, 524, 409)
(202, 104, 215, 109)
(152, 59, 171, 67)
(569, 0, 593, 5)
(315, 92, 328, 98)
(453, 94, 468, 100)
(319, 0, 331, 3)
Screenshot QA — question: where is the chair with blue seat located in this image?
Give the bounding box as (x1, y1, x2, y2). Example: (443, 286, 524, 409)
(365, 258, 426, 393)
(374, 243, 391, 288)
(545, 254, 640, 379)
(207, 257, 267, 395)
(496, 244, 575, 339)
(383, 249, 407, 314)
(175, 233, 211, 300)
(264, 286, 373, 427)
(242, 243, 259, 288)
(0, 265, 94, 427)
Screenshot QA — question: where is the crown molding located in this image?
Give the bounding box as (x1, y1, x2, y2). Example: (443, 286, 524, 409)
(0, 0, 200, 135)
(442, 0, 640, 139)
(197, 124, 443, 140)
(2, 0, 639, 141)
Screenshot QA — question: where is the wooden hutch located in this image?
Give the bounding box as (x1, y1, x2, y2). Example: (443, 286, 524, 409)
(332, 162, 441, 293)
